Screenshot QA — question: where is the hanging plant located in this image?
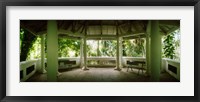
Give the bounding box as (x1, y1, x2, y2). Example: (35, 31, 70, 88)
(163, 32, 175, 59)
(133, 38, 145, 56)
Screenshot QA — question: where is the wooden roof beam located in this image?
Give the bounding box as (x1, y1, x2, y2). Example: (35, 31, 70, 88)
(86, 35, 116, 38)
(119, 32, 146, 37)
(58, 29, 84, 37)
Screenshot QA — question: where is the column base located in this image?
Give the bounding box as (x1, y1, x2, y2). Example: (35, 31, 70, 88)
(114, 67, 122, 71)
(39, 69, 47, 74)
(145, 69, 151, 76)
(42, 69, 47, 74)
(151, 77, 160, 82)
(82, 66, 89, 71)
(57, 71, 62, 77)
(80, 65, 84, 69)
(144, 72, 150, 77)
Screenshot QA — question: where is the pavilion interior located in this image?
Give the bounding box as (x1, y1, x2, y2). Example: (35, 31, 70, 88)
(20, 20, 180, 82)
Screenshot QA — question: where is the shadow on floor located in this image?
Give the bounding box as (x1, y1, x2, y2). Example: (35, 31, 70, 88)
(26, 67, 179, 82)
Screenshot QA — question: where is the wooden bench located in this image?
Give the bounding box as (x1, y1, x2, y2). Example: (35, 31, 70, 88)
(45, 60, 76, 68)
(58, 60, 76, 68)
(126, 61, 145, 75)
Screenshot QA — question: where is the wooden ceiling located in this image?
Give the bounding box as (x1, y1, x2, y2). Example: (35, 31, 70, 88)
(20, 20, 180, 39)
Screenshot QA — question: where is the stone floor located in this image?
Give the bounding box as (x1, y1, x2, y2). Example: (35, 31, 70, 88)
(26, 67, 179, 82)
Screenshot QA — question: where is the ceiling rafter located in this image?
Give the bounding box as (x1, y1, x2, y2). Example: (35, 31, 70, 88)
(20, 20, 180, 39)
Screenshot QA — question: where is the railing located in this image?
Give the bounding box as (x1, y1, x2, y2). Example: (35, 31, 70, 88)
(20, 57, 180, 81)
(33, 57, 147, 68)
(162, 58, 180, 80)
(58, 57, 80, 69)
(20, 59, 38, 82)
(87, 57, 116, 67)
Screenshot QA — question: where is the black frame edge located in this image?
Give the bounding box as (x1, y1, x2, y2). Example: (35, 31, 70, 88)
(1, 0, 198, 6)
(0, 0, 6, 102)
(1, 0, 200, 102)
(194, 0, 200, 100)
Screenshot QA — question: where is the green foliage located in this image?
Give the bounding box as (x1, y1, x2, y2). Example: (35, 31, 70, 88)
(86, 40, 117, 57)
(163, 32, 175, 59)
(134, 38, 145, 56)
(20, 28, 37, 61)
(21, 29, 180, 60)
(123, 38, 145, 57)
(99, 40, 116, 57)
(27, 37, 41, 60)
(20, 28, 24, 49)
(163, 29, 180, 60)
(58, 38, 80, 57)
(87, 40, 97, 57)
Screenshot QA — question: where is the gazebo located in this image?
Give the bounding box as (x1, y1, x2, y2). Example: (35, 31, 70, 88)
(20, 20, 180, 82)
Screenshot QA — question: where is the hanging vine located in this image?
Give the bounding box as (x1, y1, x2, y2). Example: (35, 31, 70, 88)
(163, 32, 176, 59)
(20, 28, 37, 61)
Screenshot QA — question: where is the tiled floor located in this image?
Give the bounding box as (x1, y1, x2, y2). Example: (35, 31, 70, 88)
(26, 67, 179, 82)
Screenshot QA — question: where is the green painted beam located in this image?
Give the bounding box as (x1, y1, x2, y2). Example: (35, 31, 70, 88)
(167, 26, 179, 35)
(58, 35, 81, 40)
(119, 32, 146, 37)
(86, 37, 117, 40)
(122, 35, 146, 40)
(37, 31, 47, 35)
(58, 29, 84, 37)
(21, 26, 38, 36)
(86, 35, 116, 38)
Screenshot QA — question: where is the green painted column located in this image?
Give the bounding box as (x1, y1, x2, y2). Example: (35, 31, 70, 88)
(80, 38, 84, 68)
(115, 36, 121, 71)
(146, 21, 151, 75)
(97, 40, 100, 64)
(47, 20, 58, 81)
(97, 40, 100, 56)
(119, 37, 123, 68)
(82, 37, 89, 70)
(41, 34, 46, 73)
(150, 20, 161, 81)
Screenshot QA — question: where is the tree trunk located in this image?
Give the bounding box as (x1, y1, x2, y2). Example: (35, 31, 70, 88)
(20, 29, 37, 61)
